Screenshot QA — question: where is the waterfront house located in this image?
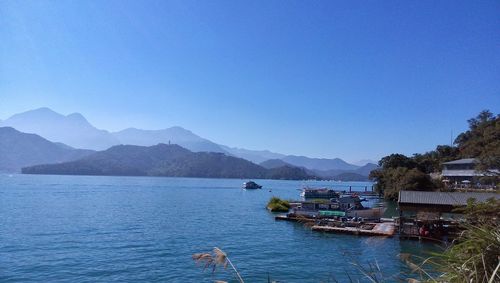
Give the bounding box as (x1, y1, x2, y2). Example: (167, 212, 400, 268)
(441, 158, 498, 188)
(397, 190, 500, 241)
(338, 195, 363, 210)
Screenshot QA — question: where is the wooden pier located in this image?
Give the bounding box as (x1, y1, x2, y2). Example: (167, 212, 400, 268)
(311, 222, 396, 237)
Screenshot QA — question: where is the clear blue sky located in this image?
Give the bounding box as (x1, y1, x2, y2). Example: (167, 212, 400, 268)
(1, 1, 499, 163)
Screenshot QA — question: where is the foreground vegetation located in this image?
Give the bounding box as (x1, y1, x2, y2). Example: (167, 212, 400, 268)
(370, 110, 499, 199)
(192, 247, 245, 283)
(405, 198, 500, 283)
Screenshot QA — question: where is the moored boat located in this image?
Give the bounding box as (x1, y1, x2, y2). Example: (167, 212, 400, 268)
(301, 188, 339, 199)
(243, 181, 262, 190)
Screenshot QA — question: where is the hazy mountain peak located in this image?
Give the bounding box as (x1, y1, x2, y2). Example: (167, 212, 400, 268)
(260, 159, 293, 169)
(353, 159, 378, 166)
(169, 126, 190, 131)
(66, 112, 87, 122)
(9, 107, 63, 120)
(117, 126, 194, 135)
(1, 108, 375, 172)
(0, 126, 93, 172)
(220, 145, 286, 164)
(166, 127, 205, 139)
(286, 154, 344, 161)
(31, 107, 58, 113)
(117, 127, 147, 134)
(112, 126, 225, 153)
(354, 162, 379, 176)
(281, 155, 359, 171)
(1, 108, 119, 150)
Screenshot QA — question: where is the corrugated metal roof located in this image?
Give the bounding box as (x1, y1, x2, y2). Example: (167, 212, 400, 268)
(442, 158, 476, 165)
(398, 191, 499, 206)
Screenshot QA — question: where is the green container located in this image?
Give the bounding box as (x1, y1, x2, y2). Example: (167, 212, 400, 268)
(319, 210, 345, 217)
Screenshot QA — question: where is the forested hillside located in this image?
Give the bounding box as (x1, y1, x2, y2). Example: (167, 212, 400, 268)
(22, 144, 314, 180)
(370, 110, 499, 199)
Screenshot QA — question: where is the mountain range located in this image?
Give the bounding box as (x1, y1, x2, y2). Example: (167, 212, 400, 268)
(1, 107, 119, 150)
(22, 143, 313, 180)
(259, 158, 378, 181)
(0, 127, 93, 172)
(1, 108, 378, 178)
(113, 127, 226, 153)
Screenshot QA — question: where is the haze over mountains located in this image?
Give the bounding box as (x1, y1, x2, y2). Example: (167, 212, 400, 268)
(1, 108, 378, 178)
(0, 127, 93, 172)
(1, 107, 119, 150)
(113, 127, 225, 153)
(259, 158, 378, 181)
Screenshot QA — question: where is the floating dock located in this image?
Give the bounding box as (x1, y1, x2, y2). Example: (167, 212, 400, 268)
(275, 214, 316, 224)
(276, 215, 396, 237)
(311, 222, 396, 237)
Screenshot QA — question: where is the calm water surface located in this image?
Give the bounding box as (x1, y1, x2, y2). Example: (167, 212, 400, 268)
(0, 175, 440, 282)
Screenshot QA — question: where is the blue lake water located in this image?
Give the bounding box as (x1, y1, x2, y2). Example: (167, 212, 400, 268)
(0, 175, 440, 282)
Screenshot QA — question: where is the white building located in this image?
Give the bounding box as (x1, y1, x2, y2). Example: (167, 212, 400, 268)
(442, 158, 498, 186)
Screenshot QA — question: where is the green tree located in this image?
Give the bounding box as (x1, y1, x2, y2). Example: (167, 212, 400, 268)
(435, 145, 460, 161)
(412, 145, 460, 174)
(378, 153, 416, 169)
(454, 110, 500, 173)
(370, 167, 434, 200)
(372, 110, 499, 199)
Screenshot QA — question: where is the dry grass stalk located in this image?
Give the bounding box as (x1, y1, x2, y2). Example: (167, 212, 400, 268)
(192, 247, 245, 283)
